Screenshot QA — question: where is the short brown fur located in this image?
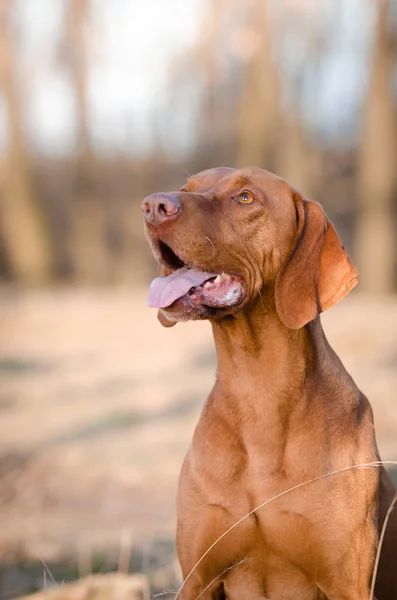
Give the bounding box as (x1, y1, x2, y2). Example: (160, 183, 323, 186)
(142, 167, 397, 600)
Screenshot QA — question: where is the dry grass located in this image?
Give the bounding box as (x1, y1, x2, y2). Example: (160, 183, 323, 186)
(15, 572, 149, 600)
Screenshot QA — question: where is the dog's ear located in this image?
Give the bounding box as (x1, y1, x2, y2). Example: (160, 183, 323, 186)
(275, 193, 358, 330)
(157, 309, 177, 328)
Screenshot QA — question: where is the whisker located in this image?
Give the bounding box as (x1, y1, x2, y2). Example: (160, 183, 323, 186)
(258, 288, 267, 315)
(204, 236, 215, 257)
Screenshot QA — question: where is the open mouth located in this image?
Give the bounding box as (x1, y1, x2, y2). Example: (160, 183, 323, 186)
(158, 241, 185, 270)
(147, 241, 244, 310)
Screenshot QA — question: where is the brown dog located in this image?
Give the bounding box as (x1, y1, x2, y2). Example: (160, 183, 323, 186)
(142, 167, 397, 600)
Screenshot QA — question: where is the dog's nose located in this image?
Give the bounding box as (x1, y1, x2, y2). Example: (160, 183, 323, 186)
(142, 193, 181, 226)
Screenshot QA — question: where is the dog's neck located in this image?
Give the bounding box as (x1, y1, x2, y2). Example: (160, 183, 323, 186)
(209, 300, 334, 467)
(211, 298, 331, 405)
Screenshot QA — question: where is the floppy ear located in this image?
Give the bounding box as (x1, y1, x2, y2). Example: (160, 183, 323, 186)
(275, 193, 358, 330)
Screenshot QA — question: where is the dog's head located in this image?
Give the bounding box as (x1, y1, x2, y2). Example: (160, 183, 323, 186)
(142, 167, 357, 328)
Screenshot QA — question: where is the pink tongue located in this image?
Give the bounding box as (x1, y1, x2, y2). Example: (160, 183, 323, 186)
(147, 267, 217, 308)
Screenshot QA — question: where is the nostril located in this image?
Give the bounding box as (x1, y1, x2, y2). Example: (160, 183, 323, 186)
(141, 201, 151, 214)
(157, 199, 180, 216)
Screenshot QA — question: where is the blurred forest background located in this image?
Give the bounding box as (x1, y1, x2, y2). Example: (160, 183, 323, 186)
(1, 0, 397, 598)
(0, 0, 397, 289)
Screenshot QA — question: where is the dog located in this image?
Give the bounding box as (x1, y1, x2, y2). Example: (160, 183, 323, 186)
(142, 167, 397, 599)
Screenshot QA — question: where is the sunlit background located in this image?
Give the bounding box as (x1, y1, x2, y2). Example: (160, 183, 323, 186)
(1, 0, 397, 598)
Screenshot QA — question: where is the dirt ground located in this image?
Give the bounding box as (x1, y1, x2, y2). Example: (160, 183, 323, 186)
(0, 287, 397, 596)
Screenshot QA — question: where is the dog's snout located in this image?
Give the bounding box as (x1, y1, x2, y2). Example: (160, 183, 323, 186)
(142, 193, 181, 226)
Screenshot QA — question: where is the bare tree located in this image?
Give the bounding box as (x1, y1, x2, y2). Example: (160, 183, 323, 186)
(164, 0, 238, 165)
(0, 1, 53, 283)
(271, 1, 327, 199)
(235, 0, 281, 169)
(277, 112, 310, 192)
(194, 0, 223, 159)
(63, 0, 111, 283)
(356, 0, 397, 293)
(65, 0, 93, 171)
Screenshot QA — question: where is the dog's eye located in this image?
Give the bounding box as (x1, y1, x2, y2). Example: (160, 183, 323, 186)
(237, 191, 254, 205)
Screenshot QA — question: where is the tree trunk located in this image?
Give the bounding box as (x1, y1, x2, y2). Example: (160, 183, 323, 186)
(66, 0, 93, 172)
(195, 0, 223, 161)
(0, 2, 53, 284)
(236, 0, 281, 169)
(65, 0, 110, 283)
(356, 0, 397, 293)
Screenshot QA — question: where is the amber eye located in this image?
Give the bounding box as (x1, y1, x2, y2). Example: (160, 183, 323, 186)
(238, 191, 254, 204)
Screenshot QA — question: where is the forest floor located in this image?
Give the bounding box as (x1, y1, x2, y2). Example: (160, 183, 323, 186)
(1, 287, 397, 598)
